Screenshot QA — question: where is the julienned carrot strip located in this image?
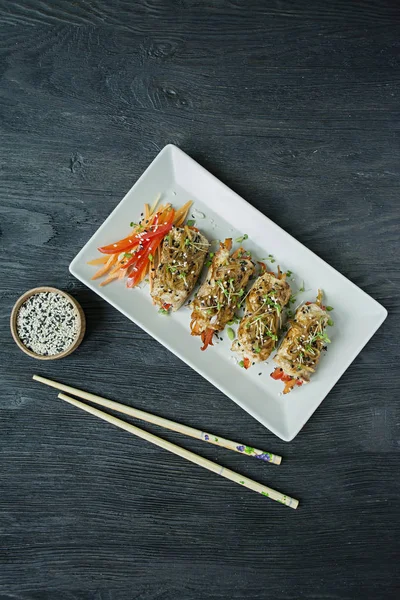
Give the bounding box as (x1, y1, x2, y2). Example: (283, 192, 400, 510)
(137, 268, 148, 284)
(283, 379, 297, 394)
(91, 255, 117, 280)
(150, 193, 161, 215)
(87, 256, 109, 266)
(109, 260, 125, 275)
(100, 272, 120, 286)
(174, 200, 192, 225)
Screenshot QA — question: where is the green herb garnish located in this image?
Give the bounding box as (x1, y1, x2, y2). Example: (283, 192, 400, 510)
(236, 233, 249, 244)
(265, 330, 278, 341)
(254, 345, 261, 354)
(299, 281, 305, 292)
(187, 219, 195, 227)
(159, 308, 169, 315)
(239, 360, 245, 368)
(286, 270, 292, 277)
(263, 294, 281, 314)
(124, 252, 133, 258)
(327, 319, 334, 326)
(313, 332, 331, 344)
(149, 253, 153, 262)
(130, 221, 138, 228)
(326, 306, 334, 311)
(235, 233, 248, 243)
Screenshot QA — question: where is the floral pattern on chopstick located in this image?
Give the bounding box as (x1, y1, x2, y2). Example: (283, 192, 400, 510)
(236, 445, 272, 462)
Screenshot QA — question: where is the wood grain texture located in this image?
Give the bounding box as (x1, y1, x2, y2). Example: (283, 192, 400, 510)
(0, 1, 399, 599)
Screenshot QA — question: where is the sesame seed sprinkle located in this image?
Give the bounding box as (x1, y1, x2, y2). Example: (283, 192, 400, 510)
(16, 292, 79, 356)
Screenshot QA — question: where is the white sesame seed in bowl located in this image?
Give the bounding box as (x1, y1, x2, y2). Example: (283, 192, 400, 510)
(10, 287, 86, 360)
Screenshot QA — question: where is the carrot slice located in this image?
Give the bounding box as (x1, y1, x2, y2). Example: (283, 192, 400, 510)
(91, 255, 117, 280)
(87, 256, 109, 266)
(100, 272, 121, 286)
(174, 201, 193, 226)
(283, 379, 297, 394)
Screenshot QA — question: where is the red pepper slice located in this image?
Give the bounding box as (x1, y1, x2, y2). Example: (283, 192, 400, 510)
(121, 215, 160, 269)
(243, 357, 251, 369)
(270, 367, 284, 380)
(98, 210, 174, 254)
(126, 237, 160, 288)
(200, 327, 215, 351)
(99, 235, 140, 255)
(125, 211, 175, 287)
(296, 380, 303, 387)
(121, 247, 144, 270)
(281, 373, 293, 382)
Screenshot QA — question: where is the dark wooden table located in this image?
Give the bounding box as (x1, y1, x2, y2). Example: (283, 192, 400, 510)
(1, 2, 399, 599)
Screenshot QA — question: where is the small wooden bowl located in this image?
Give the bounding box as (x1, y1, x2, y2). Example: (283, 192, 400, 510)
(10, 286, 86, 360)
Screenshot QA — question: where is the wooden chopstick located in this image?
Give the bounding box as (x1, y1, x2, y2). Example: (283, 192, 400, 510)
(33, 375, 282, 465)
(56, 392, 298, 509)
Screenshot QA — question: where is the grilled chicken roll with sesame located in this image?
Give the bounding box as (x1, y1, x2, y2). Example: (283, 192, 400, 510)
(151, 225, 209, 312)
(232, 269, 291, 365)
(271, 290, 332, 394)
(190, 239, 255, 350)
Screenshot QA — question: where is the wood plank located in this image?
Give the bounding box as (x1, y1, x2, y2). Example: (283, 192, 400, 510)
(0, 2, 399, 598)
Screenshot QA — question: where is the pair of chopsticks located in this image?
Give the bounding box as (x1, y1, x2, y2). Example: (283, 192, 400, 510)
(33, 375, 299, 509)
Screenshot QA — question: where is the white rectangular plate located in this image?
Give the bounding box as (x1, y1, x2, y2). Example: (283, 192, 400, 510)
(70, 145, 387, 441)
